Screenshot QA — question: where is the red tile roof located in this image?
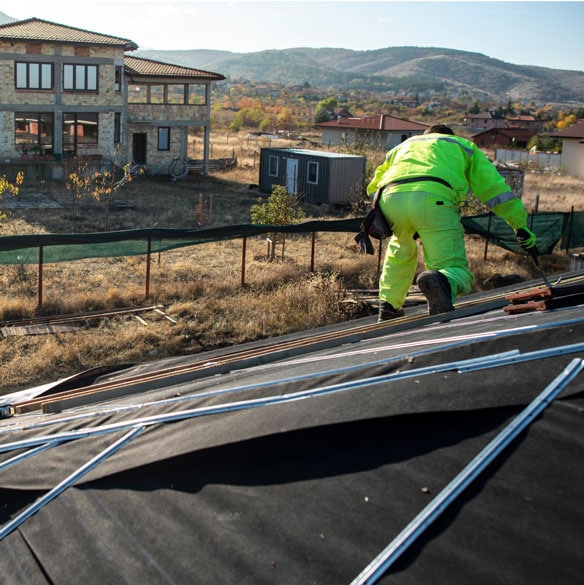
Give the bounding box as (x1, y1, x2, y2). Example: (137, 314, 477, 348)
(0, 17, 138, 50)
(316, 114, 428, 132)
(124, 56, 224, 81)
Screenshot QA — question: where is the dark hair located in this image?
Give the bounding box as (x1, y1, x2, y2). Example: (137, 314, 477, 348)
(424, 124, 455, 135)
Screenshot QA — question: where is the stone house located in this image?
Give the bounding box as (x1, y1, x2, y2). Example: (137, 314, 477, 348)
(505, 114, 545, 133)
(0, 18, 224, 176)
(465, 111, 507, 131)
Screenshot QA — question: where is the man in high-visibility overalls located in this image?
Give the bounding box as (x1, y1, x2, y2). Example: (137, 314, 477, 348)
(367, 124, 536, 321)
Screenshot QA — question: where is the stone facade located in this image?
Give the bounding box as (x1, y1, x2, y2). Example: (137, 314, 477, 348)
(0, 18, 224, 176)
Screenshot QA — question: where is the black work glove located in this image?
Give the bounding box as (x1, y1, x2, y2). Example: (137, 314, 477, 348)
(355, 230, 374, 255)
(515, 227, 537, 251)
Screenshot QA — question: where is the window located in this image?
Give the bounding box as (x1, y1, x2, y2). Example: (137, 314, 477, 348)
(15, 112, 54, 154)
(114, 66, 123, 92)
(114, 113, 121, 144)
(268, 155, 279, 176)
(188, 84, 206, 105)
(158, 127, 170, 151)
(128, 84, 147, 103)
(167, 84, 185, 104)
(63, 64, 98, 91)
(15, 62, 53, 90)
(63, 113, 98, 154)
(307, 161, 319, 184)
(150, 85, 165, 104)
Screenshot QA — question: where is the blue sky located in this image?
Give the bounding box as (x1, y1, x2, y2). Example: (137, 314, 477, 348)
(5, 1, 584, 72)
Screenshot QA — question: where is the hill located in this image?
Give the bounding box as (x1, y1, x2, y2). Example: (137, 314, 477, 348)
(0, 11, 16, 25)
(134, 46, 584, 104)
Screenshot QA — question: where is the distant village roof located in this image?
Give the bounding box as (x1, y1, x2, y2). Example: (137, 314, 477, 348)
(0, 17, 138, 50)
(316, 114, 428, 132)
(507, 115, 537, 123)
(124, 56, 225, 81)
(468, 111, 503, 120)
(554, 120, 584, 139)
(470, 128, 535, 140)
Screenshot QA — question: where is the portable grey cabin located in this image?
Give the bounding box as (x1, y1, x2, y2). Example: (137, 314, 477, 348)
(259, 148, 366, 205)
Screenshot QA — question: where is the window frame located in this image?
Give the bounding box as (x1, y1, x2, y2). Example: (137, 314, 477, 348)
(158, 127, 171, 151)
(63, 63, 98, 92)
(114, 112, 121, 144)
(268, 155, 279, 177)
(62, 112, 99, 154)
(15, 112, 55, 155)
(15, 61, 54, 90)
(307, 161, 319, 184)
(114, 65, 123, 92)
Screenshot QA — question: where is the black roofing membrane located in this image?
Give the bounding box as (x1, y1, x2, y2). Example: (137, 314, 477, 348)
(1, 303, 583, 584)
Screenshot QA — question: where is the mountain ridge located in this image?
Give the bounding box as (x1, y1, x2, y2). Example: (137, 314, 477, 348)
(134, 46, 584, 104)
(0, 11, 581, 104)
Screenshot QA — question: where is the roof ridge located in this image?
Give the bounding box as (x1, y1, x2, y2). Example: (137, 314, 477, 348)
(0, 16, 138, 49)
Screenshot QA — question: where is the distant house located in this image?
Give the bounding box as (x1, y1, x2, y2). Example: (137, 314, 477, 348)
(316, 114, 428, 150)
(0, 18, 224, 176)
(554, 120, 584, 178)
(471, 128, 535, 149)
(258, 148, 366, 205)
(506, 115, 545, 133)
(466, 111, 507, 131)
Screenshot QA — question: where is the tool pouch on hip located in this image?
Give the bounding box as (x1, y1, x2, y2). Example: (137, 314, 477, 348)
(354, 189, 393, 255)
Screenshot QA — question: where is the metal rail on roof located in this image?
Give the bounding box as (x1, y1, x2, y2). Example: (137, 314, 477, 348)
(1, 341, 584, 456)
(4, 311, 584, 428)
(1, 342, 583, 544)
(0, 426, 144, 541)
(349, 357, 584, 585)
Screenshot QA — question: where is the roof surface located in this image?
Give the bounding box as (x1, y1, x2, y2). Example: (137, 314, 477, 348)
(264, 147, 365, 159)
(554, 120, 584, 138)
(0, 17, 137, 50)
(471, 127, 535, 139)
(1, 277, 584, 584)
(317, 114, 428, 132)
(124, 55, 225, 81)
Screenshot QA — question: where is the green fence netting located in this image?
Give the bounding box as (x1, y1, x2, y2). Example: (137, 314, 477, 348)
(0, 219, 362, 265)
(461, 211, 567, 256)
(0, 212, 581, 266)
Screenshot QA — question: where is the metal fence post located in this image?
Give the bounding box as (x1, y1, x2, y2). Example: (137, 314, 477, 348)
(38, 245, 44, 307)
(241, 237, 247, 287)
(145, 237, 152, 299)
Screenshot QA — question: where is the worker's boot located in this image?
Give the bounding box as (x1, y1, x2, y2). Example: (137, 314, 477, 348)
(416, 270, 455, 316)
(378, 301, 405, 322)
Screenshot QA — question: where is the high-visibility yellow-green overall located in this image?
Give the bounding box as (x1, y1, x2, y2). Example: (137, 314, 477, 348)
(367, 132, 529, 310)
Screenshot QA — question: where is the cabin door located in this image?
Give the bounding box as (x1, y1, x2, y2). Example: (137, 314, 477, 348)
(285, 158, 298, 194)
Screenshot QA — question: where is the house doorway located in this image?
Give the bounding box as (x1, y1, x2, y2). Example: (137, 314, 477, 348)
(286, 158, 298, 194)
(132, 133, 147, 164)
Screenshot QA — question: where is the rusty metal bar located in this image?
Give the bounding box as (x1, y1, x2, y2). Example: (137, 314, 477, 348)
(310, 232, 316, 272)
(38, 245, 44, 306)
(483, 212, 492, 261)
(241, 236, 247, 287)
(145, 236, 152, 299)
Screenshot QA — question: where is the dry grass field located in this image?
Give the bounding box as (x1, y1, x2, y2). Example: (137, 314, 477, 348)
(0, 131, 582, 395)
